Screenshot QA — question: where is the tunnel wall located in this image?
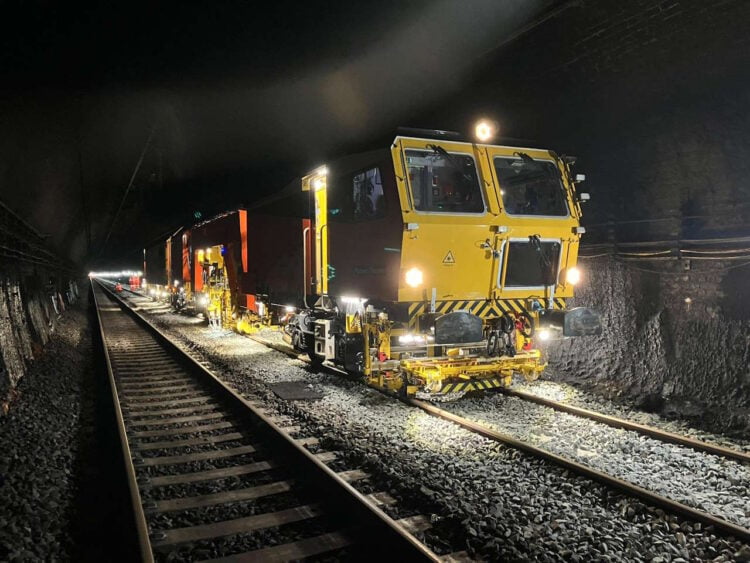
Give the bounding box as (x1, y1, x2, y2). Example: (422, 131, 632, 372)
(0, 198, 81, 412)
(441, 0, 750, 434)
(545, 256, 750, 434)
(0, 266, 81, 404)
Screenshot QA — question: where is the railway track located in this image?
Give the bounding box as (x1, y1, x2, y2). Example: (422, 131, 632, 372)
(497, 387, 750, 464)
(408, 399, 750, 544)
(244, 333, 750, 545)
(109, 286, 750, 549)
(92, 281, 443, 562)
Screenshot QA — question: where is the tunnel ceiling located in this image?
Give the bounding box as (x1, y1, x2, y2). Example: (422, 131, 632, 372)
(1, 0, 748, 268)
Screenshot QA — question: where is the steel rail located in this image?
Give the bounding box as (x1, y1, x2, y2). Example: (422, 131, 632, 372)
(245, 333, 750, 542)
(125, 296, 750, 546)
(408, 398, 750, 544)
(93, 279, 440, 562)
(90, 282, 154, 562)
(498, 388, 750, 464)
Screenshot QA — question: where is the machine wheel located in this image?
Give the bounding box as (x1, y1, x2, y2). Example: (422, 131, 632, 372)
(486, 332, 499, 357)
(499, 315, 514, 334)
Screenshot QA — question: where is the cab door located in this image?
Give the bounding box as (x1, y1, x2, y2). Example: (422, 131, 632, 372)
(392, 136, 498, 304)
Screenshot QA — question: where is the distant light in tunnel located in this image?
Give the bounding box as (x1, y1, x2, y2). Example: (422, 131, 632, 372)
(89, 270, 143, 278)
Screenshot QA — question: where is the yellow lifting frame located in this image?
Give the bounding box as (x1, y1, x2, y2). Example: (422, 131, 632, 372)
(400, 350, 546, 391)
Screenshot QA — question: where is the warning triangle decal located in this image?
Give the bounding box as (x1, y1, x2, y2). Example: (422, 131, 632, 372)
(442, 250, 456, 264)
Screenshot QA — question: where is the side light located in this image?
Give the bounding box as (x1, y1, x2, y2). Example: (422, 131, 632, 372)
(566, 267, 581, 285)
(405, 267, 424, 288)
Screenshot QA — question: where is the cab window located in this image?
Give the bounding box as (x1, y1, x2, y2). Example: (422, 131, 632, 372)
(494, 157, 568, 216)
(353, 167, 385, 220)
(405, 149, 484, 214)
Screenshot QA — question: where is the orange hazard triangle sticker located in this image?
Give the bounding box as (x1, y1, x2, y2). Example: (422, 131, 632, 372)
(442, 250, 456, 264)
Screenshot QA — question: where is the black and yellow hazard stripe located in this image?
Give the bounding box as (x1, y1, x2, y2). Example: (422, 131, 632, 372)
(406, 297, 567, 327)
(439, 377, 506, 393)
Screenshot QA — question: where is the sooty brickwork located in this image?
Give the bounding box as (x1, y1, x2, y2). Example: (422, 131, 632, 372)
(544, 256, 750, 435)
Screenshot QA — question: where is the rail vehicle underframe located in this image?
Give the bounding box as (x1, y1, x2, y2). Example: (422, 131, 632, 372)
(283, 299, 570, 398)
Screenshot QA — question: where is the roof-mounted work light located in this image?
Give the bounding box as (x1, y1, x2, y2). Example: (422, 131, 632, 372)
(474, 119, 497, 143)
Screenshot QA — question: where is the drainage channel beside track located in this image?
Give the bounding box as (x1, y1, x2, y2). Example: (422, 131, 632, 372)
(92, 280, 441, 562)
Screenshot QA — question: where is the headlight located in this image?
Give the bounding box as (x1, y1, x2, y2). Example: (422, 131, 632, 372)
(538, 329, 551, 341)
(399, 334, 415, 345)
(566, 267, 581, 285)
(405, 267, 423, 288)
(398, 334, 431, 345)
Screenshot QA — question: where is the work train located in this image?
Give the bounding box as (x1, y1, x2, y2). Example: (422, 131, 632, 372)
(144, 127, 601, 398)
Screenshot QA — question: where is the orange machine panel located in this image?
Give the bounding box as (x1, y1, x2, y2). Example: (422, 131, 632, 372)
(182, 231, 191, 283)
(194, 255, 203, 292)
(239, 209, 248, 273)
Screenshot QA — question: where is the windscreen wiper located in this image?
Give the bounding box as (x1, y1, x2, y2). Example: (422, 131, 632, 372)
(515, 151, 563, 187)
(427, 144, 475, 184)
(514, 151, 537, 166)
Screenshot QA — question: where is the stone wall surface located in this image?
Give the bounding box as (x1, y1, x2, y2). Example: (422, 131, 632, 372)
(545, 256, 750, 435)
(0, 268, 80, 408)
(450, 0, 750, 436)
